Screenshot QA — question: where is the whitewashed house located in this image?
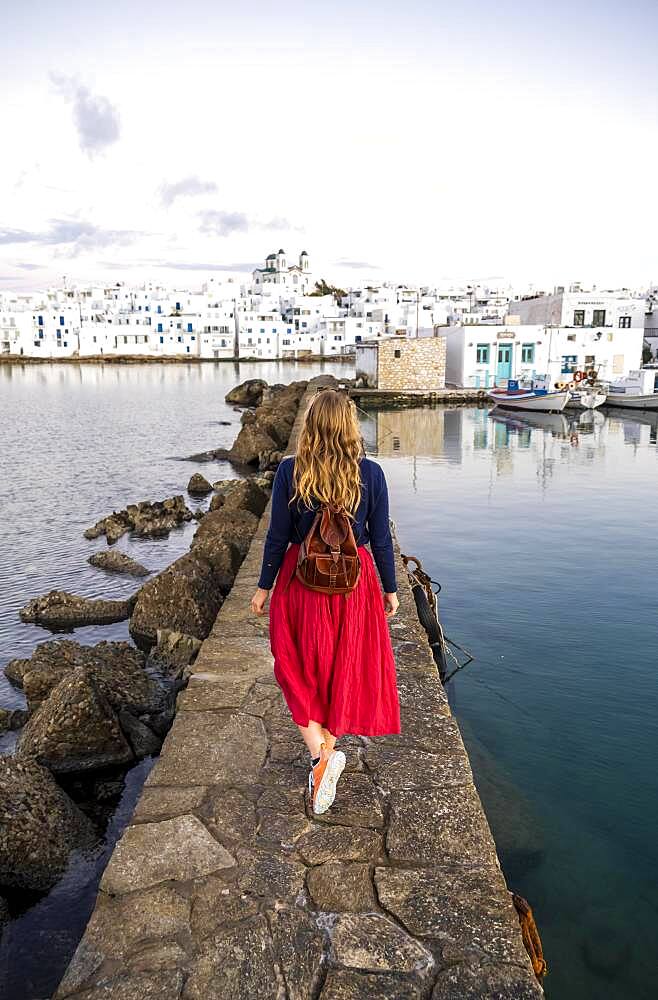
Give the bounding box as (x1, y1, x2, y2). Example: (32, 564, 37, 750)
(507, 289, 645, 330)
(445, 321, 645, 388)
(237, 310, 291, 359)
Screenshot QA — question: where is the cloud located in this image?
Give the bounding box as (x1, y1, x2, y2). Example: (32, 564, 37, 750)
(198, 210, 302, 237)
(334, 259, 382, 270)
(0, 219, 142, 256)
(51, 74, 120, 156)
(198, 210, 250, 237)
(159, 176, 218, 207)
(16, 262, 44, 271)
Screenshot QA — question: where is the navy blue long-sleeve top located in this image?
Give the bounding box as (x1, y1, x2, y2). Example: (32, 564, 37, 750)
(257, 455, 397, 593)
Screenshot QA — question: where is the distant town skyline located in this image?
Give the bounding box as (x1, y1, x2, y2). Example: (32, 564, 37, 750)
(2, 0, 658, 292)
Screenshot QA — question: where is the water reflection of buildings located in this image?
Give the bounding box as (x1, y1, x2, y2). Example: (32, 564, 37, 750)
(363, 407, 463, 463)
(361, 405, 657, 487)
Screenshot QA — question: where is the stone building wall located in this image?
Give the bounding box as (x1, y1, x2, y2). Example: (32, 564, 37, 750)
(377, 336, 447, 390)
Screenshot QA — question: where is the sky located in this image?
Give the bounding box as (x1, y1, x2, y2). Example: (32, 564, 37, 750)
(1, 0, 657, 293)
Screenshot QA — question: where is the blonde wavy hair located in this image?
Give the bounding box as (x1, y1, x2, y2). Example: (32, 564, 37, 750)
(292, 388, 364, 514)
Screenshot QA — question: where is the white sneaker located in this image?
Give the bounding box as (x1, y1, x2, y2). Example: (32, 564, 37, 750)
(309, 749, 346, 815)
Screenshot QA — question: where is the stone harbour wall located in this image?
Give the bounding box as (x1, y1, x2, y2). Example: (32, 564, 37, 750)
(377, 336, 447, 391)
(54, 386, 543, 1000)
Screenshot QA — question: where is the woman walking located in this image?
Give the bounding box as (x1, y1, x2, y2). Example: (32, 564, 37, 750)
(251, 387, 400, 815)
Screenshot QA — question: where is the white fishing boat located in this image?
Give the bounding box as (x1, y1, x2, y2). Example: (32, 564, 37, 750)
(566, 387, 607, 410)
(604, 368, 658, 411)
(488, 379, 569, 413)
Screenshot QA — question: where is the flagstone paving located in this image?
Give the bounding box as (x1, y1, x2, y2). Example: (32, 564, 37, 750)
(55, 388, 542, 1000)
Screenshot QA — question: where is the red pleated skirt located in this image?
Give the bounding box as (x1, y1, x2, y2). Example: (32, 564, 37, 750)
(268, 544, 401, 738)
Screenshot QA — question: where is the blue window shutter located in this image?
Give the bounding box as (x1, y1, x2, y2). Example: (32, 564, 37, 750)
(187, 323, 193, 332)
(160, 336, 164, 343)
(60, 316, 64, 325)
(38, 315, 43, 326)
(157, 323, 163, 332)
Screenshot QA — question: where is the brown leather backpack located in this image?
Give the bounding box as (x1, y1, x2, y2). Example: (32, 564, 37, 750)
(294, 504, 361, 595)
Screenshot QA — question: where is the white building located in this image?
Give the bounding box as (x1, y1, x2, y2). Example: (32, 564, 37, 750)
(507, 289, 645, 330)
(445, 322, 645, 388)
(252, 250, 313, 295)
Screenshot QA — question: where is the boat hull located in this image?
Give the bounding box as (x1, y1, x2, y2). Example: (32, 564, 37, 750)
(604, 393, 658, 411)
(566, 390, 607, 410)
(488, 389, 570, 413)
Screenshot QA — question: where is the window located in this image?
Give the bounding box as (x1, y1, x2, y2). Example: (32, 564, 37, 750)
(573, 310, 585, 326)
(38, 315, 43, 326)
(63, 341, 68, 347)
(34, 340, 41, 347)
(301, 322, 307, 328)
(584, 355, 595, 366)
(592, 309, 606, 327)
(157, 323, 163, 333)
(177, 336, 182, 343)
(618, 316, 631, 328)
(476, 343, 489, 364)
(561, 354, 578, 373)
(38, 331, 44, 339)
(59, 316, 64, 325)
(159, 336, 164, 344)
(282, 339, 290, 345)
(394, 348, 401, 358)
(186, 346, 190, 353)
(521, 343, 535, 363)
(567, 333, 576, 342)
(191, 335, 195, 341)
(187, 323, 193, 332)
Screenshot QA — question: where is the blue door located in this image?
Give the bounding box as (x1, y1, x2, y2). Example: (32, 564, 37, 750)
(496, 344, 513, 383)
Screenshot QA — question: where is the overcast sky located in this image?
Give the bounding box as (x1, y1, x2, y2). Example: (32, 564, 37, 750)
(1, 0, 657, 292)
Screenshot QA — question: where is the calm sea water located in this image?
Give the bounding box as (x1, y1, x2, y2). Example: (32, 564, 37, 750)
(0, 365, 656, 1000)
(360, 403, 658, 1000)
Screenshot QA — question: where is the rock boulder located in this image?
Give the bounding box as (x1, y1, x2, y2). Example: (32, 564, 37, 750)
(129, 553, 223, 649)
(84, 496, 193, 544)
(19, 590, 134, 629)
(6, 640, 160, 715)
(19, 670, 134, 773)
(187, 473, 213, 497)
(211, 478, 269, 517)
(225, 378, 268, 406)
(0, 755, 95, 891)
(88, 551, 150, 577)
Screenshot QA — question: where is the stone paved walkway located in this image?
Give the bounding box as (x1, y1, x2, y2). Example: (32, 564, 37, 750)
(55, 389, 543, 1000)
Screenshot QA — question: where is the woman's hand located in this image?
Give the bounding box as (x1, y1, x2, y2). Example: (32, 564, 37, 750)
(251, 588, 270, 615)
(384, 592, 399, 617)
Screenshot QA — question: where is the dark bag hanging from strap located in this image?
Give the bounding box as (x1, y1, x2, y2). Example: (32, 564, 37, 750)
(294, 504, 361, 595)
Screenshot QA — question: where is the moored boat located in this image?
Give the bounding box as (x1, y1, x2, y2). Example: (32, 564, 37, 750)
(488, 382, 570, 413)
(566, 387, 607, 410)
(603, 368, 658, 410)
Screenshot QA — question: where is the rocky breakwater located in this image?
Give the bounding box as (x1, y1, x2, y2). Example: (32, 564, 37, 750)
(1, 375, 312, 955)
(54, 377, 543, 1000)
